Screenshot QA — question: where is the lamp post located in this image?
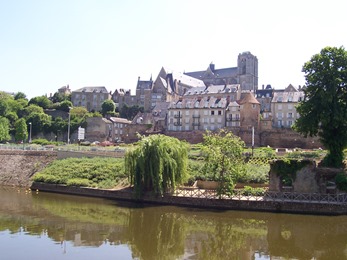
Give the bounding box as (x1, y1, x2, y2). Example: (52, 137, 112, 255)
(67, 107, 71, 144)
(251, 126, 254, 157)
(28, 122, 32, 143)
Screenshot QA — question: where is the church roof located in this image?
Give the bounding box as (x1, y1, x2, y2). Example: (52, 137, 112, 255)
(185, 66, 238, 79)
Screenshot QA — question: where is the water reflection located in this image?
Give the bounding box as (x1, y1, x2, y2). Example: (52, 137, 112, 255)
(0, 187, 346, 259)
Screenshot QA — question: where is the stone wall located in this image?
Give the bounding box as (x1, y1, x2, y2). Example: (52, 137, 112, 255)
(165, 128, 322, 148)
(0, 150, 57, 187)
(31, 183, 347, 215)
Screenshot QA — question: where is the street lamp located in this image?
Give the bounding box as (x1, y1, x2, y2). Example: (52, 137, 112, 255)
(28, 122, 32, 143)
(67, 107, 71, 144)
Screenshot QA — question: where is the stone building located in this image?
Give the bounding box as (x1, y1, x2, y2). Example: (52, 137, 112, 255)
(112, 51, 258, 113)
(271, 84, 304, 128)
(185, 51, 258, 92)
(71, 86, 111, 112)
(109, 117, 132, 142)
(167, 86, 260, 132)
(85, 117, 112, 142)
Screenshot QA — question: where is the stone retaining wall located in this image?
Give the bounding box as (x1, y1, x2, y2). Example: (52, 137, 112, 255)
(31, 182, 347, 216)
(0, 150, 57, 187)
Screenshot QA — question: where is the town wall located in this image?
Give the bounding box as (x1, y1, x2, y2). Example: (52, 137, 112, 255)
(165, 128, 322, 148)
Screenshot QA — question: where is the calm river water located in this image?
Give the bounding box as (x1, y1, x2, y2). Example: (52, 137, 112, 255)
(0, 187, 346, 260)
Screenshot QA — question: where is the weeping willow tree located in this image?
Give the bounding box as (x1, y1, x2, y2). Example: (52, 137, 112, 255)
(125, 134, 189, 197)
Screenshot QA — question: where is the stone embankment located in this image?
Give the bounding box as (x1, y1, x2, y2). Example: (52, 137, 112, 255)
(0, 150, 57, 187)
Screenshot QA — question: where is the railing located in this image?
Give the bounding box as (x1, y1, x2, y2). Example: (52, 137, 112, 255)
(263, 191, 347, 204)
(171, 188, 347, 204)
(0, 144, 125, 154)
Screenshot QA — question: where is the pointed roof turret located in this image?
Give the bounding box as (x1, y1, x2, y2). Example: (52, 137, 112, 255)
(239, 92, 260, 104)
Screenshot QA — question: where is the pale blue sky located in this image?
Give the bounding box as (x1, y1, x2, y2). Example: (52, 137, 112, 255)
(0, 0, 346, 98)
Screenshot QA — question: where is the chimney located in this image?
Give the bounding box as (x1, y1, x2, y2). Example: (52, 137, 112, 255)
(262, 84, 264, 90)
(209, 63, 215, 72)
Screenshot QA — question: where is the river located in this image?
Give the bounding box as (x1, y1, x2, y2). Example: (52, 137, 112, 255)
(0, 187, 346, 259)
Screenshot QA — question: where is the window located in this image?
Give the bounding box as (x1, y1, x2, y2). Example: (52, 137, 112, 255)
(252, 104, 256, 109)
(218, 110, 222, 115)
(185, 110, 190, 116)
(204, 110, 208, 116)
(211, 111, 215, 115)
(288, 104, 293, 110)
(278, 104, 282, 110)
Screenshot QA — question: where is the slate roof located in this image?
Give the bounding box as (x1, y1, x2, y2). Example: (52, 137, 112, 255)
(73, 86, 109, 93)
(184, 84, 240, 96)
(137, 80, 153, 90)
(168, 71, 205, 88)
(169, 96, 229, 109)
(185, 66, 238, 80)
(272, 91, 304, 103)
(109, 117, 132, 124)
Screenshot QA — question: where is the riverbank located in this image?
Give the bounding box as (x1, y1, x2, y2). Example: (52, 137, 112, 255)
(2, 149, 347, 216)
(31, 182, 347, 216)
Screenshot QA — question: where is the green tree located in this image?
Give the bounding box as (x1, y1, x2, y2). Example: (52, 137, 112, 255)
(28, 96, 53, 109)
(101, 99, 115, 116)
(26, 112, 52, 135)
(49, 92, 70, 103)
(201, 129, 246, 196)
(22, 104, 44, 118)
(57, 100, 73, 112)
(120, 104, 144, 120)
(14, 92, 27, 100)
(293, 46, 347, 167)
(125, 134, 189, 197)
(0, 117, 10, 142)
(14, 118, 28, 142)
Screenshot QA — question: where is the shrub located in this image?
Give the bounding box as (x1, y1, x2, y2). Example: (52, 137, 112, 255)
(237, 164, 269, 184)
(335, 173, 347, 192)
(241, 186, 266, 196)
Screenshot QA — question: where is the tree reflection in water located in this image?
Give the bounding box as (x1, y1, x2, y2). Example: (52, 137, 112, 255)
(0, 187, 346, 259)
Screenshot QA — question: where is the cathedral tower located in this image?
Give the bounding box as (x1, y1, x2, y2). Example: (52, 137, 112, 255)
(237, 52, 258, 92)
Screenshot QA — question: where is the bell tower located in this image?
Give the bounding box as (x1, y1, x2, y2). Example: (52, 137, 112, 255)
(237, 52, 258, 92)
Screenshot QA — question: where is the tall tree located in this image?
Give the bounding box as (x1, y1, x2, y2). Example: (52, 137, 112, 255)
(293, 46, 347, 167)
(125, 134, 189, 197)
(101, 99, 115, 116)
(0, 117, 10, 142)
(201, 129, 246, 196)
(14, 118, 28, 142)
